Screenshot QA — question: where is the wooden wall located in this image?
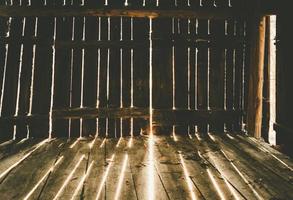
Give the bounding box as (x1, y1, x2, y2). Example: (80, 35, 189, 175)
(274, 9, 293, 157)
(0, 0, 250, 140)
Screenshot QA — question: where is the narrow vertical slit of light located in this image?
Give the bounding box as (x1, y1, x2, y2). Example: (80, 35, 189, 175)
(120, 17, 123, 138)
(172, 18, 176, 136)
(96, 17, 101, 136)
(207, 20, 210, 111)
(156, 0, 159, 7)
(49, 17, 57, 140)
(105, 17, 111, 137)
(149, 18, 153, 135)
(27, 17, 38, 138)
(80, 17, 86, 138)
(68, 17, 75, 139)
(194, 48, 198, 133)
(224, 49, 227, 111)
(130, 17, 134, 137)
(147, 18, 155, 200)
(187, 47, 191, 110)
(228, 0, 232, 7)
(232, 49, 236, 110)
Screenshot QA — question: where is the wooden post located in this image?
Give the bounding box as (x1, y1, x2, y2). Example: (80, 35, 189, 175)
(247, 16, 266, 138)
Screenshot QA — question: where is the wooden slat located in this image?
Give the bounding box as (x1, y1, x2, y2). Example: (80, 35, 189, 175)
(15, 17, 35, 139)
(246, 16, 266, 138)
(209, 19, 225, 132)
(152, 18, 172, 135)
(174, 18, 189, 135)
(211, 133, 293, 199)
(196, 19, 209, 133)
(52, 16, 72, 138)
(82, 16, 99, 137)
(0, 139, 64, 199)
(97, 17, 109, 137)
(121, 17, 131, 136)
(132, 18, 149, 135)
(0, 6, 274, 18)
(70, 16, 83, 138)
(0, 17, 22, 140)
(36, 139, 90, 199)
(108, 17, 121, 138)
(30, 16, 54, 138)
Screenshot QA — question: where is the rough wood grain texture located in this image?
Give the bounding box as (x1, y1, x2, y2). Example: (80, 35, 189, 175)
(174, 18, 188, 135)
(0, 139, 64, 199)
(152, 18, 172, 135)
(52, 16, 72, 138)
(132, 18, 149, 136)
(246, 16, 266, 138)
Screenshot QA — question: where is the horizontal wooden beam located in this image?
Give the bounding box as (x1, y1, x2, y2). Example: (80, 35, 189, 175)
(0, 6, 261, 19)
(0, 108, 242, 125)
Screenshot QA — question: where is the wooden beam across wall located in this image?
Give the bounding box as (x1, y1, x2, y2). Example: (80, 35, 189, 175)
(0, 7, 267, 19)
(246, 16, 266, 139)
(0, 108, 242, 125)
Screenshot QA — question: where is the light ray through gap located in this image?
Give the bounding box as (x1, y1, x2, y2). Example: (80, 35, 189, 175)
(23, 156, 64, 200)
(95, 154, 115, 200)
(0, 139, 49, 180)
(114, 154, 129, 200)
(70, 161, 94, 200)
(53, 155, 85, 200)
(179, 153, 198, 200)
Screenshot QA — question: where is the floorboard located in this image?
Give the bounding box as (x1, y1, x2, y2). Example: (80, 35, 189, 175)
(0, 134, 292, 200)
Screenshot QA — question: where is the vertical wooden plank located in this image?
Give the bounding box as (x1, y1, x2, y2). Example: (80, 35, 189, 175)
(0, 17, 23, 140)
(0, 16, 9, 141)
(98, 17, 109, 137)
(16, 17, 35, 139)
(262, 16, 270, 142)
(132, 18, 149, 135)
(70, 16, 83, 138)
(209, 19, 225, 132)
(196, 19, 208, 134)
(52, 16, 72, 138)
(234, 19, 245, 131)
(122, 17, 131, 136)
(247, 16, 266, 138)
(82, 16, 98, 137)
(152, 18, 173, 135)
(174, 18, 189, 135)
(225, 19, 235, 132)
(108, 17, 121, 138)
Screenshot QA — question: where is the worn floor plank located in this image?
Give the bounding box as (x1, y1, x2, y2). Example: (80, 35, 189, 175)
(0, 134, 292, 200)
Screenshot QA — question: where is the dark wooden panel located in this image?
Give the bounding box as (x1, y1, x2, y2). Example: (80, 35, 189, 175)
(174, 18, 189, 135)
(225, 19, 235, 132)
(0, 17, 23, 140)
(16, 17, 35, 139)
(132, 18, 149, 135)
(196, 19, 208, 134)
(209, 19, 225, 132)
(0, 16, 10, 141)
(30, 17, 54, 138)
(52, 16, 72, 138)
(70, 16, 83, 138)
(98, 17, 109, 137)
(82, 16, 98, 137)
(152, 18, 172, 134)
(108, 17, 121, 138)
(121, 17, 131, 136)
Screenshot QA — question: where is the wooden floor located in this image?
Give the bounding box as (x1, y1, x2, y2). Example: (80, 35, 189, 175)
(0, 133, 292, 200)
